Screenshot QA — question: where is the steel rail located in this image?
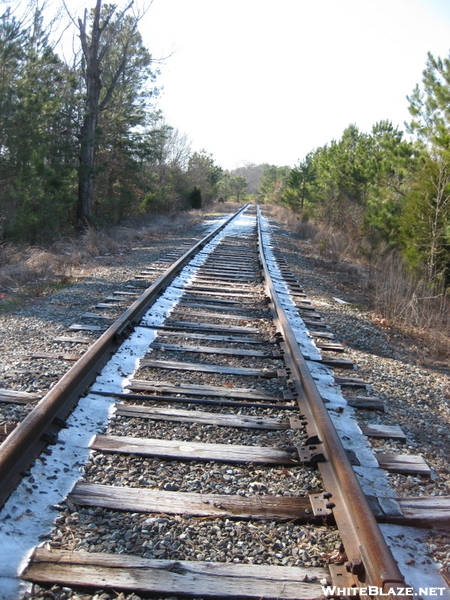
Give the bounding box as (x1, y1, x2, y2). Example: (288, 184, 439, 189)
(0, 205, 248, 509)
(256, 207, 408, 598)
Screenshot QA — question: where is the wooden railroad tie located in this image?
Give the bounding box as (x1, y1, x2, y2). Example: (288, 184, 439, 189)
(67, 482, 450, 531)
(346, 396, 385, 411)
(90, 435, 300, 465)
(68, 482, 324, 521)
(126, 379, 294, 402)
(95, 303, 120, 309)
(159, 321, 261, 335)
(68, 323, 105, 332)
(53, 336, 92, 344)
(138, 358, 284, 379)
(178, 300, 269, 313)
(359, 423, 406, 442)
(375, 453, 431, 476)
(80, 312, 112, 321)
(150, 341, 282, 358)
(0, 388, 40, 404)
(180, 294, 253, 305)
(169, 308, 260, 321)
(192, 277, 256, 287)
(95, 391, 294, 411)
(114, 405, 291, 430)
(27, 352, 82, 362)
(182, 288, 260, 299)
(21, 547, 329, 599)
(154, 329, 277, 345)
(307, 356, 355, 369)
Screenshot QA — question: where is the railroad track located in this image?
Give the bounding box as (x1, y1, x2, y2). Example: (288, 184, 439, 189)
(0, 205, 448, 600)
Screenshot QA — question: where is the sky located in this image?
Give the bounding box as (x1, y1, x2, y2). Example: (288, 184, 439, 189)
(47, 0, 450, 169)
(139, 0, 450, 170)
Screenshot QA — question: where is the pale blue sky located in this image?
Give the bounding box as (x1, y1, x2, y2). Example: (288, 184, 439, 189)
(45, 0, 450, 169)
(140, 0, 450, 169)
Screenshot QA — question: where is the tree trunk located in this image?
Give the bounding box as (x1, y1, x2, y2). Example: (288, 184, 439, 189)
(76, 112, 97, 229)
(76, 0, 102, 231)
(74, 0, 146, 231)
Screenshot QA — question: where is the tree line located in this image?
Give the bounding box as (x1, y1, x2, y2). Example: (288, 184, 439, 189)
(258, 53, 450, 289)
(1, 0, 449, 290)
(0, 0, 238, 243)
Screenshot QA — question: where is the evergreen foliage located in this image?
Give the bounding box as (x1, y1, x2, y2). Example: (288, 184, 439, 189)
(0, 3, 449, 292)
(261, 114, 449, 287)
(188, 186, 202, 209)
(186, 151, 223, 206)
(229, 176, 248, 202)
(0, 2, 224, 242)
(257, 165, 290, 204)
(0, 6, 77, 242)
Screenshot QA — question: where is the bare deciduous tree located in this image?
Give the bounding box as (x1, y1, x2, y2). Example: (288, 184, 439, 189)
(75, 0, 151, 230)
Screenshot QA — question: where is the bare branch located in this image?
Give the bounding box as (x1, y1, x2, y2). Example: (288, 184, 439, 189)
(99, 26, 137, 111)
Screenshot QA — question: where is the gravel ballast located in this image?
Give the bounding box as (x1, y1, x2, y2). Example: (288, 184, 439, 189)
(1, 207, 449, 599)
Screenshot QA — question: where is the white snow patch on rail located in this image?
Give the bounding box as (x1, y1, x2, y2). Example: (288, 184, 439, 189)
(0, 209, 256, 600)
(259, 212, 395, 499)
(259, 221, 322, 361)
(0, 394, 116, 599)
(259, 211, 449, 596)
(380, 524, 450, 600)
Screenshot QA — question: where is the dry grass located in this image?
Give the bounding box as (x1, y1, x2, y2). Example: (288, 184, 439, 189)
(206, 201, 246, 214)
(264, 204, 450, 361)
(371, 253, 450, 359)
(0, 245, 70, 291)
(0, 211, 203, 297)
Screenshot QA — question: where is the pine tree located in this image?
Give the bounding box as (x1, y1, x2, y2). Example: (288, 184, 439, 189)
(405, 51, 450, 284)
(0, 5, 77, 242)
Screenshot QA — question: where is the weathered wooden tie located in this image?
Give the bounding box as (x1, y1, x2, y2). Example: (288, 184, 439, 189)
(126, 379, 291, 402)
(96, 391, 294, 411)
(375, 453, 431, 475)
(138, 358, 281, 378)
(169, 308, 260, 321)
(346, 396, 384, 411)
(53, 336, 91, 344)
(21, 548, 328, 599)
(0, 389, 40, 404)
(28, 352, 82, 361)
(359, 423, 406, 442)
(115, 405, 291, 429)
(91, 435, 300, 465)
(154, 330, 275, 345)
(160, 321, 261, 334)
(69, 483, 314, 520)
(178, 300, 267, 313)
(151, 341, 281, 358)
(68, 323, 104, 332)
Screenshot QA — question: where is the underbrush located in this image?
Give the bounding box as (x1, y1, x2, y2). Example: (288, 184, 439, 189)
(0, 211, 203, 299)
(265, 205, 450, 361)
(370, 254, 449, 360)
(0, 245, 70, 292)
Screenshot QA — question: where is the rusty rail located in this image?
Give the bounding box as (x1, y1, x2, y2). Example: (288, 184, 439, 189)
(257, 207, 408, 598)
(0, 206, 248, 509)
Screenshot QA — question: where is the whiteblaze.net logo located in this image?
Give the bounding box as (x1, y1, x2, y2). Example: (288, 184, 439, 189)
(321, 586, 448, 597)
